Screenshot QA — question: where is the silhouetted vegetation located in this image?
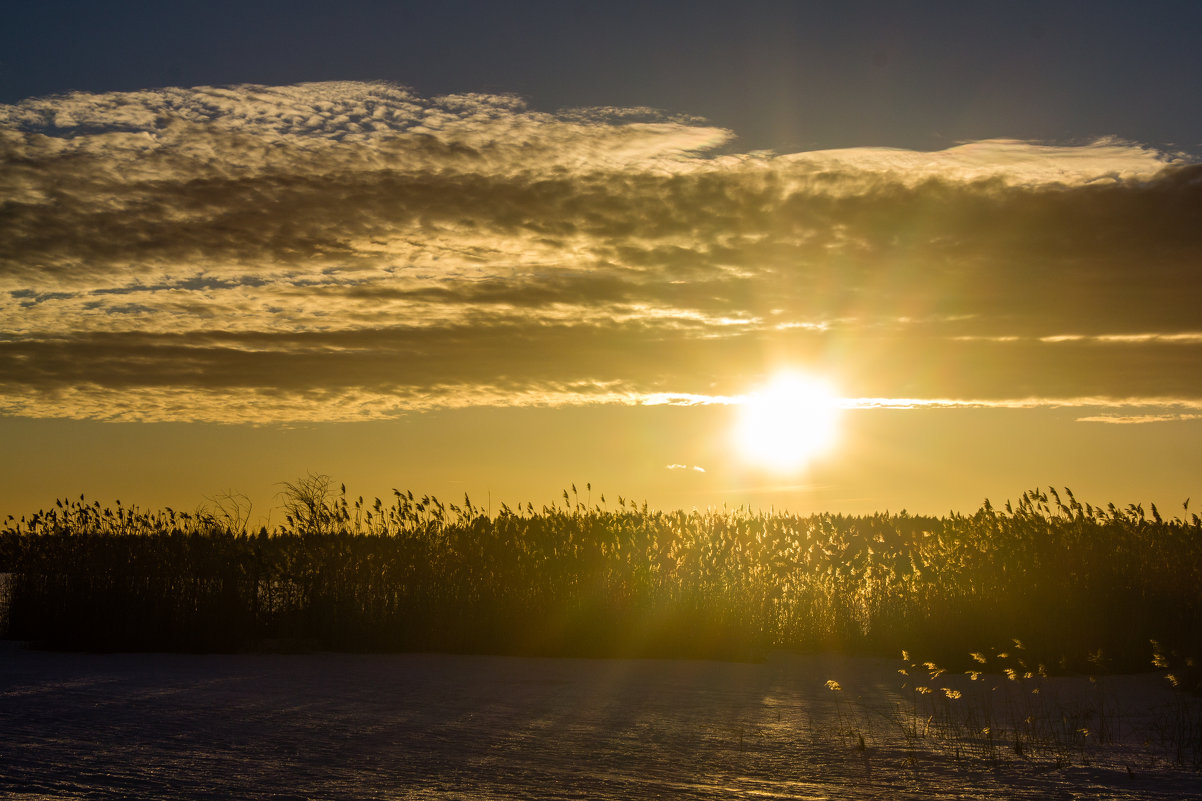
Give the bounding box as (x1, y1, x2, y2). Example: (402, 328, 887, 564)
(2, 481, 1199, 671)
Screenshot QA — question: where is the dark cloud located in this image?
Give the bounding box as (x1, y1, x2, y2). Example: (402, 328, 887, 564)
(2, 82, 1199, 422)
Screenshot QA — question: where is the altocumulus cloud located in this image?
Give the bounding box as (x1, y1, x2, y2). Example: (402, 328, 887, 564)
(2, 81, 1201, 423)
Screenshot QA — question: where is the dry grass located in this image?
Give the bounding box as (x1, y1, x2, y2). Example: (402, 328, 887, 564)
(823, 643, 1202, 772)
(1, 482, 1199, 676)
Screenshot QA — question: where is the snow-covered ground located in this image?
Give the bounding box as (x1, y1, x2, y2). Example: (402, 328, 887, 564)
(1, 641, 1198, 799)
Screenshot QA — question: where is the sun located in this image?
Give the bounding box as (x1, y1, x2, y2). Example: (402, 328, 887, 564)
(733, 372, 842, 472)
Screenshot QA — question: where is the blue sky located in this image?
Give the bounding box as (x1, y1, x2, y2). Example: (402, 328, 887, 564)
(5, 1, 1201, 153)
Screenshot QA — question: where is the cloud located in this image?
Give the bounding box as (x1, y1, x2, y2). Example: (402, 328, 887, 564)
(1076, 414, 1202, 424)
(0, 381, 646, 424)
(2, 81, 1200, 422)
(846, 396, 1202, 413)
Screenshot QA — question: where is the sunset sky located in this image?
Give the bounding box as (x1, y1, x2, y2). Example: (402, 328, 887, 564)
(3, 1, 1201, 523)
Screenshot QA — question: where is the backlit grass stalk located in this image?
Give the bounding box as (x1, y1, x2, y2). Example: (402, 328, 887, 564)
(1, 484, 1199, 670)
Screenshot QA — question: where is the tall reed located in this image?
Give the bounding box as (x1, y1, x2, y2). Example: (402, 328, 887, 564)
(2, 484, 1199, 669)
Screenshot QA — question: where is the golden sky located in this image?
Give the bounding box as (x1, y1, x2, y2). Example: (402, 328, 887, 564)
(3, 81, 1201, 519)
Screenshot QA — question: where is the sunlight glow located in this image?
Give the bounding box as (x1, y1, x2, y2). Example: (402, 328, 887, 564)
(734, 372, 842, 472)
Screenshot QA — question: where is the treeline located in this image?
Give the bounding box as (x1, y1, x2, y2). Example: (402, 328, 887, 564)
(1, 481, 1200, 671)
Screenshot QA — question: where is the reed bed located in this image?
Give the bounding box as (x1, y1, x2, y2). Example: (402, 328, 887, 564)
(1, 482, 1199, 672)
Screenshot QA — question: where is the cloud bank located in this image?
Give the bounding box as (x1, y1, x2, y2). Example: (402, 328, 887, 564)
(3, 81, 1200, 423)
